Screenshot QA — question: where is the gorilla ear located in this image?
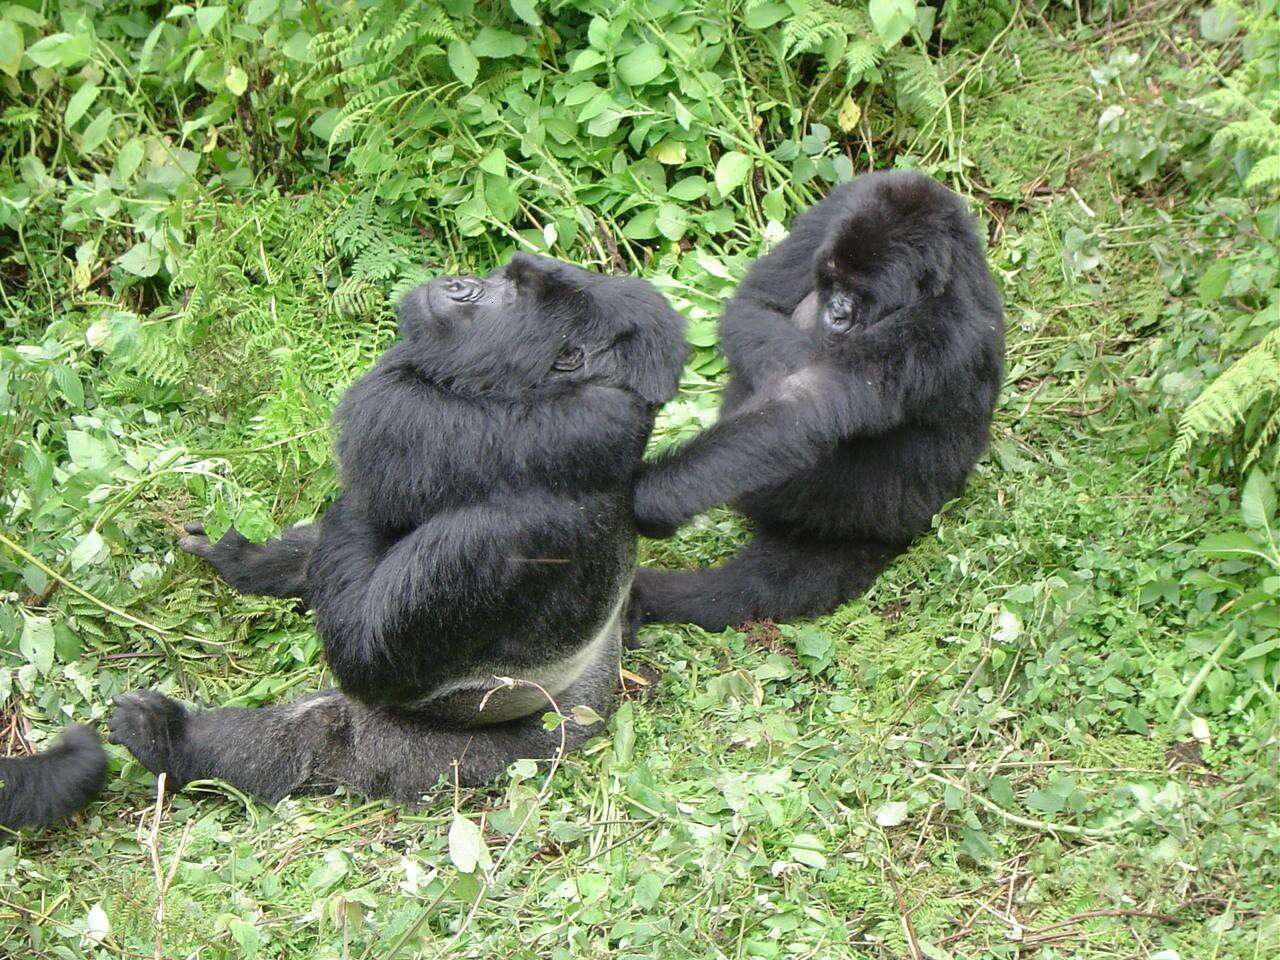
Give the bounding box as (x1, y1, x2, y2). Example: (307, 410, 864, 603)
(916, 236, 954, 299)
(626, 293, 688, 405)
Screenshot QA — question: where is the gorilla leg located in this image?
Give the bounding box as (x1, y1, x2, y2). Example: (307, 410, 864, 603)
(108, 627, 619, 805)
(631, 533, 901, 633)
(179, 522, 318, 605)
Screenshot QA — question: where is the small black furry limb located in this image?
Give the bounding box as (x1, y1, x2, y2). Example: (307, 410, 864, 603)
(0, 725, 107, 830)
(633, 171, 1005, 631)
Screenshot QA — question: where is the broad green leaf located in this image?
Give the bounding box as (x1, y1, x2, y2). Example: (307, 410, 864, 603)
(64, 82, 99, 128)
(118, 240, 161, 277)
(1241, 470, 1276, 531)
(448, 40, 478, 85)
(195, 6, 226, 37)
(114, 137, 145, 181)
(245, 0, 280, 25)
(80, 108, 114, 154)
(471, 27, 524, 58)
(744, 2, 789, 29)
(448, 813, 491, 874)
(649, 139, 686, 165)
(478, 148, 507, 175)
(714, 150, 753, 195)
(1200, 531, 1267, 559)
(66, 430, 111, 470)
(617, 42, 665, 86)
(509, 0, 541, 25)
(20, 616, 54, 674)
(789, 834, 827, 868)
(50, 364, 84, 406)
(225, 65, 248, 96)
(611, 700, 635, 762)
(25, 31, 92, 70)
(69, 530, 107, 570)
(667, 176, 706, 201)
(869, 0, 916, 49)
(1197, 260, 1231, 303)
(0, 20, 24, 77)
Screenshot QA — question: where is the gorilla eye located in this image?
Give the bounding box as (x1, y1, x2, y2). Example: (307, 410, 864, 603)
(552, 346, 585, 372)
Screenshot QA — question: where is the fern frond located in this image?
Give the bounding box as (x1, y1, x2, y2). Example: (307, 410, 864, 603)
(1170, 315, 1280, 465)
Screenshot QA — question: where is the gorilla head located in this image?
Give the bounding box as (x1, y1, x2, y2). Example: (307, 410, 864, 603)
(396, 252, 686, 406)
(791, 171, 969, 340)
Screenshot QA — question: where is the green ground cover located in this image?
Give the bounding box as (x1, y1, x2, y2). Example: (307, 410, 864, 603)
(0, 1, 1276, 957)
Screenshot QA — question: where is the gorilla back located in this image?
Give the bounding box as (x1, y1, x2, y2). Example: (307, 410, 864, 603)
(633, 171, 1004, 631)
(110, 253, 686, 804)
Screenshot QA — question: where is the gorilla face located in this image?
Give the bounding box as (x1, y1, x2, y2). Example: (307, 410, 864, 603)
(799, 172, 966, 347)
(396, 252, 687, 405)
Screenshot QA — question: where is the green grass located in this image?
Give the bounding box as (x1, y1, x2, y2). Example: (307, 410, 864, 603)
(1, 2, 1277, 958)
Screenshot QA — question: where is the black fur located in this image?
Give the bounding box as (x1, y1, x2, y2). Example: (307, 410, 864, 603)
(632, 171, 1004, 632)
(0, 725, 107, 829)
(110, 253, 686, 804)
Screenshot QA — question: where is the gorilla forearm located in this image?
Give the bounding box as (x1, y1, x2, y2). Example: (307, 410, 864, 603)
(635, 359, 923, 533)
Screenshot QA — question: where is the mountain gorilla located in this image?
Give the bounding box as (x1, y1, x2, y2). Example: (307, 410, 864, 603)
(108, 253, 686, 804)
(0, 725, 106, 829)
(631, 171, 1004, 632)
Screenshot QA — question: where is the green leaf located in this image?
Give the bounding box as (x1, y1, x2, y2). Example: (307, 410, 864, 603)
(509, 0, 541, 25)
(668, 176, 706, 201)
(714, 151, 753, 195)
(25, 31, 92, 70)
(987, 776, 1015, 807)
(66, 430, 111, 470)
(1200, 531, 1267, 559)
(869, 0, 916, 49)
(448, 813, 491, 874)
(65, 82, 99, 128)
(69, 530, 107, 570)
(744, 2, 789, 29)
(617, 43, 665, 86)
(0, 20, 24, 77)
(118, 240, 161, 277)
(50, 364, 84, 406)
(478, 148, 507, 175)
(448, 40, 478, 85)
(245, 0, 279, 25)
(788, 834, 827, 869)
(612, 700, 635, 762)
(225, 64, 248, 97)
(471, 27, 525, 58)
(195, 6, 226, 37)
(20, 616, 54, 675)
(80, 108, 114, 154)
(114, 137, 145, 181)
(1241, 470, 1276, 531)
(1197, 260, 1231, 304)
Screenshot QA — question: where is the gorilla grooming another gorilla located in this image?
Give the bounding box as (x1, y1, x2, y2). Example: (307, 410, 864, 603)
(108, 253, 686, 804)
(631, 171, 1004, 632)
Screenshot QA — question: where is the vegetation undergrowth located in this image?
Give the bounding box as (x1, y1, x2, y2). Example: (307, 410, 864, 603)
(0, 1, 1276, 957)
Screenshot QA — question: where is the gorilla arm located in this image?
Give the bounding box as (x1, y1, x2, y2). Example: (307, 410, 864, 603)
(634, 310, 954, 537)
(306, 493, 585, 704)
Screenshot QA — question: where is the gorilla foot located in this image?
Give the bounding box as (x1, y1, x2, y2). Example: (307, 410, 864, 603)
(108, 690, 190, 784)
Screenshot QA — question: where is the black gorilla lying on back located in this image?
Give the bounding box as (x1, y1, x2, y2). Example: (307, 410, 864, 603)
(631, 171, 1004, 632)
(108, 253, 686, 804)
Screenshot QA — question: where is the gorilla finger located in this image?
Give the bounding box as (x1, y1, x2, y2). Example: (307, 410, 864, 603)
(178, 534, 213, 557)
(183, 521, 206, 536)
